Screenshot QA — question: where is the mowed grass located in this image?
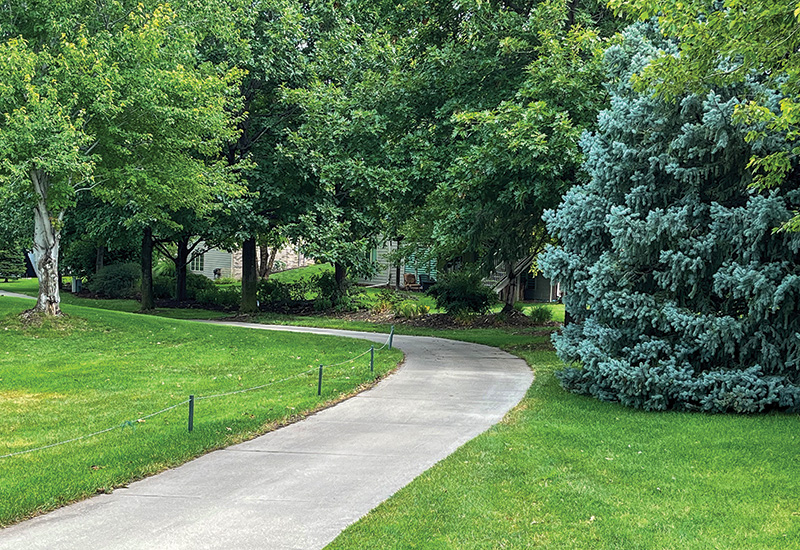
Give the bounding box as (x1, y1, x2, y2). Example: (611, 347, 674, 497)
(326, 339, 800, 550)
(0, 278, 232, 319)
(0, 296, 402, 526)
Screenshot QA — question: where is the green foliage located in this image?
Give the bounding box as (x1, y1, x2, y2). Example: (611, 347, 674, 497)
(610, 0, 800, 229)
(152, 275, 174, 300)
(371, 288, 404, 313)
(392, 301, 430, 319)
(213, 277, 239, 286)
(61, 238, 99, 279)
(426, 271, 497, 315)
(0, 249, 25, 281)
(362, 0, 625, 277)
(0, 0, 244, 313)
(196, 286, 241, 309)
(524, 304, 553, 325)
(540, 23, 800, 413)
(87, 263, 140, 299)
(185, 272, 215, 301)
(313, 296, 334, 311)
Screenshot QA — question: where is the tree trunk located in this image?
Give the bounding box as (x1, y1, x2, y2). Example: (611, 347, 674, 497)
(30, 170, 62, 316)
(95, 245, 105, 274)
(176, 236, 189, 303)
(567, 0, 579, 28)
(334, 261, 347, 302)
(258, 242, 269, 278)
(258, 241, 277, 280)
(502, 261, 517, 311)
(241, 236, 259, 313)
(141, 227, 155, 311)
(395, 263, 401, 290)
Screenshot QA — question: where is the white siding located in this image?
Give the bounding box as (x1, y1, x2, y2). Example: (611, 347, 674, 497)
(190, 248, 234, 280)
(359, 240, 398, 286)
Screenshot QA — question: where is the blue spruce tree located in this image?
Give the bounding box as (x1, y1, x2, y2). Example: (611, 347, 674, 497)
(540, 23, 800, 413)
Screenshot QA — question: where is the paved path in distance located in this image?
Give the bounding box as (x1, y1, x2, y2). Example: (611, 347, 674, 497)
(0, 322, 532, 550)
(0, 289, 34, 299)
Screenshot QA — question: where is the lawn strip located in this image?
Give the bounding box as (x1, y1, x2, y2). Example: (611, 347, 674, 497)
(0, 297, 402, 526)
(324, 341, 800, 549)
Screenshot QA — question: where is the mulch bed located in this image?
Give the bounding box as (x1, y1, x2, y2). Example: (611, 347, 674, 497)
(332, 308, 558, 330)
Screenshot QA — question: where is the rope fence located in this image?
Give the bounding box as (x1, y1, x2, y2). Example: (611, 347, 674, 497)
(0, 327, 396, 460)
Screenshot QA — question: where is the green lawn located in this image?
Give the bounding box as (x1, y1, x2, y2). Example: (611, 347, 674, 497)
(325, 339, 800, 549)
(5, 277, 790, 548)
(0, 278, 231, 319)
(0, 296, 402, 526)
(270, 262, 334, 283)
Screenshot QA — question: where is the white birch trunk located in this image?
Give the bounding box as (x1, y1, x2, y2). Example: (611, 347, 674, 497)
(30, 169, 63, 316)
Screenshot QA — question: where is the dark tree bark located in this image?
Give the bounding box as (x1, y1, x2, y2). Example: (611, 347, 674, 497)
(141, 226, 155, 311)
(395, 263, 401, 290)
(176, 236, 190, 303)
(95, 246, 105, 274)
(241, 236, 259, 313)
(334, 261, 347, 301)
(258, 241, 278, 280)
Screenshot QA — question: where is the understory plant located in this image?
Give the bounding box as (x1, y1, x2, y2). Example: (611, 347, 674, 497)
(426, 271, 497, 315)
(393, 301, 430, 319)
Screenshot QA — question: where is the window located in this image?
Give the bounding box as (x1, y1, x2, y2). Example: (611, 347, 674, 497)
(190, 253, 205, 271)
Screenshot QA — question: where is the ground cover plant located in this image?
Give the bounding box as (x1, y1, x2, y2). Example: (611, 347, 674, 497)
(325, 334, 800, 550)
(0, 296, 402, 526)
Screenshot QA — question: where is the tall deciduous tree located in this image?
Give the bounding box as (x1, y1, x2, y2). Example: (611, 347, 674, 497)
(539, 23, 800, 413)
(0, 1, 243, 314)
(324, 0, 622, 305)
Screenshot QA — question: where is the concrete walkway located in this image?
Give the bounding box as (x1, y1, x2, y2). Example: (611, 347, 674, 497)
(0, 289, 34, 299)
(0, 322, 532, 550)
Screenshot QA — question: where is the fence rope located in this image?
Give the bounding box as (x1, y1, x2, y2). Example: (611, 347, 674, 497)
(1, 329, 398, 460)
(0, 400, 189, 460)
(196, 366, 319, 402)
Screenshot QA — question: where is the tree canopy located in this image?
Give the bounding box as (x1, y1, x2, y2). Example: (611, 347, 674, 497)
(610, 0, 800, 228)
(0, 0, 243, 313)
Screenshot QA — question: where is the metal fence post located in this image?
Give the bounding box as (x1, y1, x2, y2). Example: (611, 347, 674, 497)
(389, 325, 394, 350)
(317, 364, 323, 396)
(188, 395, 195, 432)
(370, 346, 374, 373)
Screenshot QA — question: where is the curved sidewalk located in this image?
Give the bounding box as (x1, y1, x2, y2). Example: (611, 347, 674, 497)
(0, 322, 532, 550)
(0, 289, 35, 299)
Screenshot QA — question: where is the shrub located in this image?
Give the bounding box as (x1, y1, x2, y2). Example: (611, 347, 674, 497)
(426, 271, 497, 314)
(185, 272, 215, 300)
(393, 301, 430, 319)
(526, 305, 553, 325)
(258, 271, 354, 308)
(317, 271, 343, 302)
(258, 279, 295, 306)
(313, 296, 333, 311)
(88, 263, 140, 299)
(152, 275, 174, 300)
(372, 287, 403, 313)
(213, 277, 239, 286)
(196, 286, 240, 309)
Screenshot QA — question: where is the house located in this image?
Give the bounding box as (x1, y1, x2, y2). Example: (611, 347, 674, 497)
(358, 239, 438, 288)
(189, 244, 313, 280)
(360, 240, 560, 300)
